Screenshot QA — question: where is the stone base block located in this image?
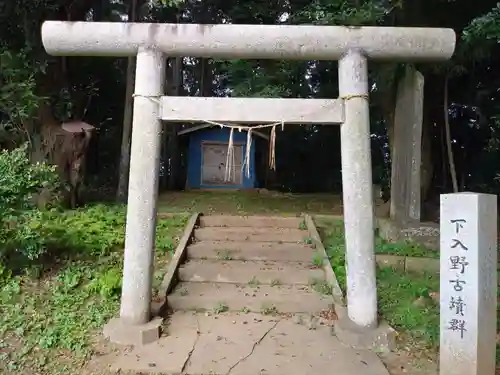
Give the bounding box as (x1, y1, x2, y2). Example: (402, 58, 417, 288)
(334, 316, 397, 353)
(376, 217, 439, 251)
(103, 317, 162, 346)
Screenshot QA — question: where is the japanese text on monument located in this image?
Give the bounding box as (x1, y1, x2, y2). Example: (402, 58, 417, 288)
(447, 218, 468, 338)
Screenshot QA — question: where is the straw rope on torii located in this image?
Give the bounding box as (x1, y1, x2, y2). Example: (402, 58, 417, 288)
(198, 94, 369, 182)
(129, 93, 285, 182)
(130, 92, 371, 183)
(200, 119, 284, 182)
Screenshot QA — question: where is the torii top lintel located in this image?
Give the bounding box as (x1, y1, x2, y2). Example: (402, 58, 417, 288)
(41, 21, 456, 61)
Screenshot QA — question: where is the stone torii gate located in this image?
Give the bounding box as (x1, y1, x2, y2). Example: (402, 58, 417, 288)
(41, 22, 456, 344)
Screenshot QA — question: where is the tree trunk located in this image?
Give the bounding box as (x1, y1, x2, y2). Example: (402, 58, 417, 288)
(166, 56, 183, 190)
(376, 63, 399, 157)
(443, 75, 458, 192)
(161, 59, 173, 190)
(441, 124, 447, 190)
(420, 117, 434, 201)
(116, 0, 138, 202)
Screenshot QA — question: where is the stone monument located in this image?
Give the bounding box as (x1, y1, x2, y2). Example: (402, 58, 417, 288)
(440, 192, 497, 375)
(390, 66, 424, 224)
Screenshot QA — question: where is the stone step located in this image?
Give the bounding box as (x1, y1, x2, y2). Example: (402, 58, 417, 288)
(187, 241, 315, 262)
(168, 282, 334, 314)
(199, 215, 303, 228)
(178, 260, 324, 285)
(194, 227, 308, 243)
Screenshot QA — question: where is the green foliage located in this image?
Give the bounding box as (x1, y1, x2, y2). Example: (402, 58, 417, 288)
(0, 261, 120, 369)
(0, 145, 61, 261)
(463, 3, 500, 43)
(156, 0, 185, 7)
(87, 267, 122, 297)
(295, 0, 390, 25)
(2, 186, 187, 269)
(375, 237, 439, 258)
(0, 205, 186, 373)
(219, 59, 292, 98)
(0, 48, 46, 143)
(319, 218, 440, 348)
(39, 204, 127, 257)
(0, 144, 59, 213)
(0, 145, 123, 265)
(377, 267, 440, 347)
(321, 219, 347, 288)
(0, 204, 131, 371)
(156, 215, 187, 251)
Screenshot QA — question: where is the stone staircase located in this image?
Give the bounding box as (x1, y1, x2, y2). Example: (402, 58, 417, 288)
(167, 215, 335, 315)
(115, 215, 390, 375)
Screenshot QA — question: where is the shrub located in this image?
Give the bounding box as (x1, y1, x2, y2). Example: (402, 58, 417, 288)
(0, 144, 61, 262)
(0, 144, 60, 212)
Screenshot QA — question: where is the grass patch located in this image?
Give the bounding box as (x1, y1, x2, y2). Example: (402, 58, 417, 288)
(319, 217, 500, 365)
(213, 302, 229, 314)
(216, 250, 233, 260)
(311, 252, 324, 267)
(375, 238, 439, 259)
(309, 277, 332, 295)
(317, 217, 440, 351)
(157, 190, 343, 215)
(270, 278, 281, 286)
(0, 205, 187, 375)
(261, 303, 279, 315)
(377, 267, 439, 346)
(248, 276, 260, 286)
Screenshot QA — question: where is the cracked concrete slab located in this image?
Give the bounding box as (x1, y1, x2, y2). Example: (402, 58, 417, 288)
(237, 317, 389, 375)
(108, 312, 389, 375)
(109, 312, 199, 373)
(185, 313, 280, 374)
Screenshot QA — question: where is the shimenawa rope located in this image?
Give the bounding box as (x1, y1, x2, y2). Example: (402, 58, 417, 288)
(131, 92, 369, 182)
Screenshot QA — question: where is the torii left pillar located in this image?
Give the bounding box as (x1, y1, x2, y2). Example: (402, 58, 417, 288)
(103, 47, 166, 345)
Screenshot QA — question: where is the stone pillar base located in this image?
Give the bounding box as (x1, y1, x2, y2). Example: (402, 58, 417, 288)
(103, 317, 162, 346)
(334, 316, 397, 353)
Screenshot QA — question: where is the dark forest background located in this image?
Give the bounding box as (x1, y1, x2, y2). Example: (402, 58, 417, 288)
(2, 0, 500, 211)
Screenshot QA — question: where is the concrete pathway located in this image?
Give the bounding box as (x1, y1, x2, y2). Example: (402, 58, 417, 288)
(108, 215, 390, 374)
(111, 311, 389, 374)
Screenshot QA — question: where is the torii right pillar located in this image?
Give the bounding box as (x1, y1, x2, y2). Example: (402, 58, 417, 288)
(338, 49, 378, 329)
